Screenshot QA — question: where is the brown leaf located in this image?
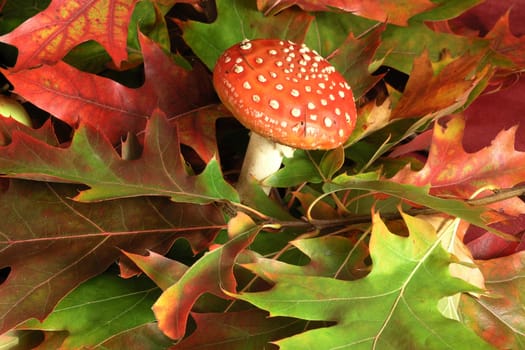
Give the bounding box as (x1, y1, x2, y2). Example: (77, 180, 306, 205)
(328, 24, 386, 99)
(391, 50, 491, 120)
(0, 180, 224, 335)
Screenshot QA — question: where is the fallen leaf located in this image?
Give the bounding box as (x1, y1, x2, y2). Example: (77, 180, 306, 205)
(153, 212, 261, 340)
(1, 33, 215, 143)
(0, 110, 238, 204)
(0, 0, 138, 70)
(235, 212, 491, 349)
(460, 251, 525, 349)
(257, 0, 436, 26)
(172, 310, 305, 350)
(391, 51, 491, 119)
(391, 116, 525, 217)
(0, 179, 223, 336)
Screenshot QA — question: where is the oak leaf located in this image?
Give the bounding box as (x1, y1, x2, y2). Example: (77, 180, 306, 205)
(235, 212, 492, 349)
(0, 109, 238, 204)
(257, 0, 435, 26)
(460, 251, 525, 349)
(1, 33, 215, 143)
(391, 116, 525, 217)
(0, 0, 138, 70)
(0, 179, 223, 336)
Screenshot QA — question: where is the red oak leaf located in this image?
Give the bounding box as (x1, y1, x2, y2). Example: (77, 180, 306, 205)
(1, 33, 215, 143)
(0, 0, 138, 70)
(391, 116, 525, 217)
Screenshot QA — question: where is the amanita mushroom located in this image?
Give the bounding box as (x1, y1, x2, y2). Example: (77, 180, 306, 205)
(213, 39, 357, 197)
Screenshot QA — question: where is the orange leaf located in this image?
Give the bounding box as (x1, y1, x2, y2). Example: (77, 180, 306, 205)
(391, 116, 525, 216)
(0, 0, 138, 70)
(391, 50, 491, 119)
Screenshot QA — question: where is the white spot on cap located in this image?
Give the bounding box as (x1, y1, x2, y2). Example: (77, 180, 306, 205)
(233, 65, 244, 73)
(281, 120, 288, 128)
(310, 114, 318, 121)
(269, 49, 278, 55)
(252, 94, 261, 103)
(240, 40, 252, 50)
(255, 57, 264, 64)
(307, 102, 316, 110)
(243, 81, 251, 90)
(335, 107, 341, 115)
(324, 117, 333, 128)
(345, 113, 351, 123)
(305, 86, 312, 92)
(275, 83, 284, 91)
(320, 99, 328, 106)
(291, 108, 301, 117)
(290, 89, 300, 97)
(269, 99, 280, 109)
(224, 56, 231, 63)
(258, 74, 267, 83)
(276, 61, 283, 67)
(338, 129, 345, 137)
(338, 90, 345, 98)
(318, 82, 326, 89)
(270, 72, 277, 78)
(329, 94, 335, 101)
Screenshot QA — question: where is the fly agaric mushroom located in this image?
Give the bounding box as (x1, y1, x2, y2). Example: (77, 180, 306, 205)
(213, 39, 357, 197)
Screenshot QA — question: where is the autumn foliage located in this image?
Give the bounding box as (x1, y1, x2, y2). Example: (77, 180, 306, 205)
(0, 0, 524, 349)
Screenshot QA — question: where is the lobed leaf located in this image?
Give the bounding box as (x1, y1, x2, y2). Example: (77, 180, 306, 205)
(460, 251, 525, 349)
(257, 0, 436, 26)
(326, 174, 515, 241)
(153, 212, 262, 339)
(180, 0, 314, 71)
(0, 179, 224, 336)
(0, 110, 238, 203)
(235, 212, 492, 349)
(0, 0, 138, 70)
(19, 274, 162, 349)
(391, 116, 525, 216)
(1, 33, 215, 143)
(172, 310, 305, 350)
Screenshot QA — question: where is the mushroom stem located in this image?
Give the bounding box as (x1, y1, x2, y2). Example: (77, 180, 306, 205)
(236, 132, 294, 198)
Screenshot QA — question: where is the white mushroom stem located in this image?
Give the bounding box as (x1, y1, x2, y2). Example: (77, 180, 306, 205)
(236, 132, 294, 198)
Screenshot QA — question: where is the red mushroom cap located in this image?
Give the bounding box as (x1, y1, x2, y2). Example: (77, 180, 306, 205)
(213, 39, 357, 150)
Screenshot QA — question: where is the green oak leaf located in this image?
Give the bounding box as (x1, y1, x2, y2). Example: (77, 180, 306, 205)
(234, 212, 493, 349)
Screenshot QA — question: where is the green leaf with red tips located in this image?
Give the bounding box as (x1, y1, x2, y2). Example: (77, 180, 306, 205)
(0, 109, 238, 204)
(153, 212, 261, 340)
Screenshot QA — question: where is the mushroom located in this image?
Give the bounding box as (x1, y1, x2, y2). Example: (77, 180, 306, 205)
(213, 39, 357, 198)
